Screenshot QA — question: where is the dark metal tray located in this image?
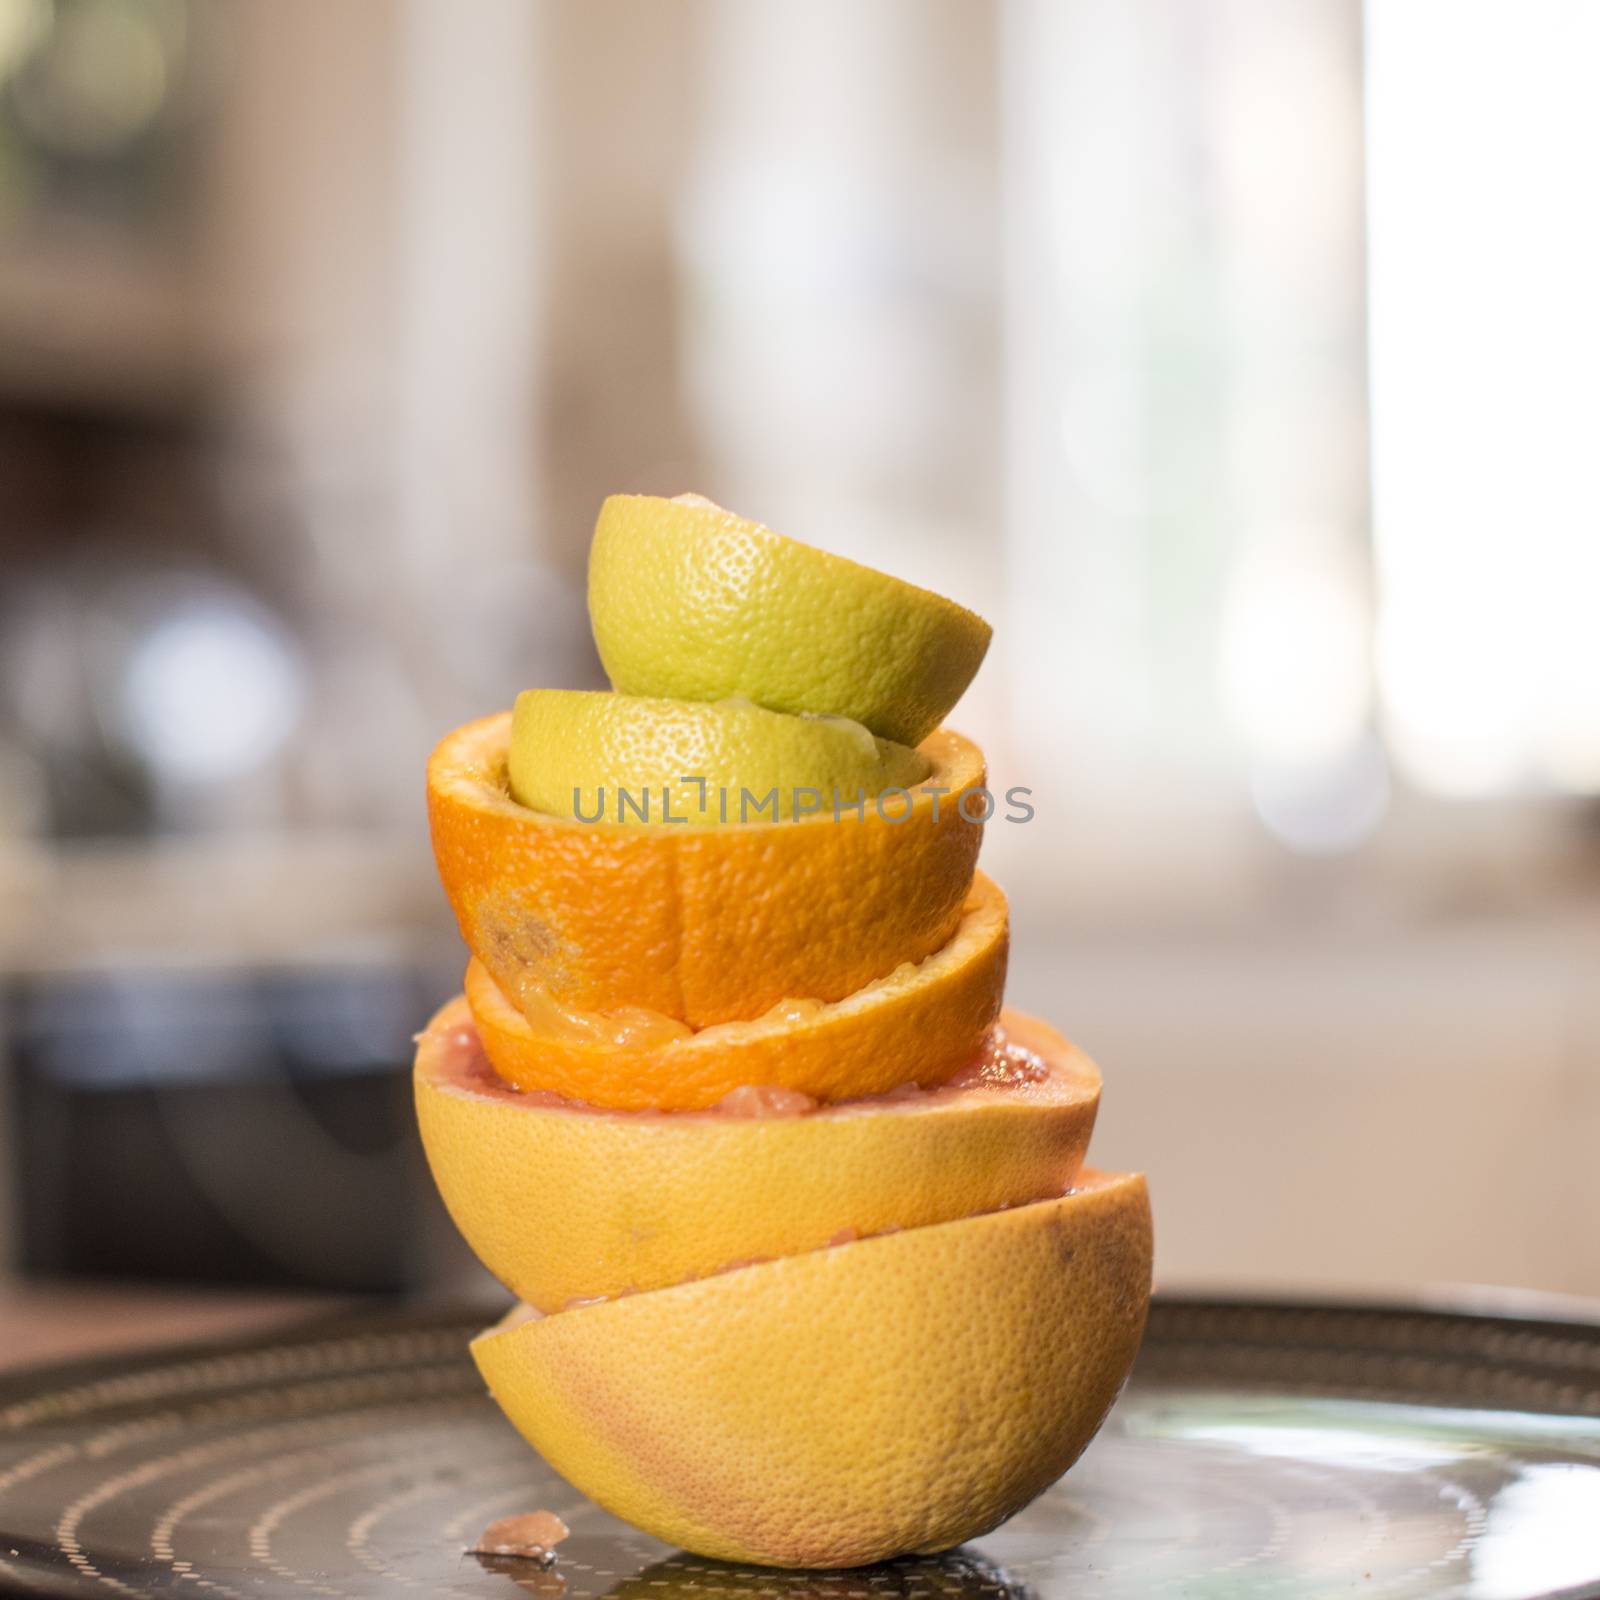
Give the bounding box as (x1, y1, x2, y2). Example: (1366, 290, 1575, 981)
(3, 1297, 1599, 1598)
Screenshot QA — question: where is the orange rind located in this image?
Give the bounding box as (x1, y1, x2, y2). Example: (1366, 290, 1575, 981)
(463, 872, 1008, 1110)
(428, 713, 986, 1028)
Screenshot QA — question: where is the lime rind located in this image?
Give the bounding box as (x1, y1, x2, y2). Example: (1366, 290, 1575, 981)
(510, 689, 932, 825)
(589, 494, 991, 747)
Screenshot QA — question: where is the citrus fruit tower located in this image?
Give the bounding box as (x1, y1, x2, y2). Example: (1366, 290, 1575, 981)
(415, 493, 1152, 1569)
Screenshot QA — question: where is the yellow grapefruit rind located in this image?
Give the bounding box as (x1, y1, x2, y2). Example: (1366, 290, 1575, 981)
(472, 1171, 1152, 1568)
(415, 996, 1101, 1314)
(464, 872, 1009, 1110)
(428, 715, 986, 1029)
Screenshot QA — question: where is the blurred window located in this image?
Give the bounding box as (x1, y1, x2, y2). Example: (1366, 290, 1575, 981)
(1004, 0, 1373, 869)
(1366, 0, 1600, 801)
(663, 0, 1598, 907)
(3, 0, 1594, 908)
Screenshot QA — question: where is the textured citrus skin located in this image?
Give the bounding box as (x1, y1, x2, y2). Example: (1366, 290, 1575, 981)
(510, 690, 930, 823)
(590, 495, 992, 748)
(414, 995, 1100, 1313)
(464, 873, 1008, 1110)
(472, 1171, 1152, 1568)
(428, 714, 986, 1027)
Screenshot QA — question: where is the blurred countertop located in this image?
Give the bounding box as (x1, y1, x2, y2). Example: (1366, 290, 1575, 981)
(0, 1279, 360, 1374)
(0, 833, 447, 977)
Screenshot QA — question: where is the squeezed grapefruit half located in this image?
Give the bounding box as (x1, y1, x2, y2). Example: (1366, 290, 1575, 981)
(414, 996, 1102, 1314)
(473, 1170, 1152, 1567)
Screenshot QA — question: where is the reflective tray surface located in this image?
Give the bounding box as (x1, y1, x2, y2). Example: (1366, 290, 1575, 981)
(3, 1298, 1599, 1599)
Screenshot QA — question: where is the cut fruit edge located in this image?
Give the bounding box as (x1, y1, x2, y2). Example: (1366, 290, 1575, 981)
(426, 713, 988, 1027)
(463, 871, 1009, 1109)
(475, 1169, 1150, 1337)
(466, 1168, 1151, 1566)
(413, 995, 1103, 1311)
(430, 711, 985, 838)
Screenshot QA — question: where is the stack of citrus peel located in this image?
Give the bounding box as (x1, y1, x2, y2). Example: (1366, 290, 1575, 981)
(415, 493, 1152, 1569)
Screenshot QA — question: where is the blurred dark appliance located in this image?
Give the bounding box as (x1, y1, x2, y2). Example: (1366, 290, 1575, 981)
(8, 960, 449, 1292)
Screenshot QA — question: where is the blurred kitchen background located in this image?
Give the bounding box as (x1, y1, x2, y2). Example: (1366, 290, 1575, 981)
(2, 0, 1598, 1357)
